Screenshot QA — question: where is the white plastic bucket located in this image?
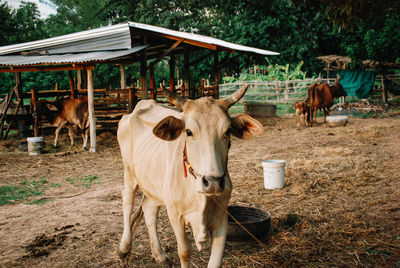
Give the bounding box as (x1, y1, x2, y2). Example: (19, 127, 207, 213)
(27, 137, 44, 156)
(262, 160, 286, 189)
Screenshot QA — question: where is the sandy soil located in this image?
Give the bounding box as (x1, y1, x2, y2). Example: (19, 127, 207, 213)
(0, 115, 399, 267)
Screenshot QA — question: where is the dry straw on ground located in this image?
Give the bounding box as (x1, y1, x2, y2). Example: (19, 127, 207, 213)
(0, 113, 399, 267)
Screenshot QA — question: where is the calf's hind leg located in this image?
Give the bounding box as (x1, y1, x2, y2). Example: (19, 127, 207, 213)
(66, 125, 74, 146)
(118, 169, 139, 259)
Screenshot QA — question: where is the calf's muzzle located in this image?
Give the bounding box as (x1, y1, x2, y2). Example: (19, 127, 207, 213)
(201, 175, 225, 195)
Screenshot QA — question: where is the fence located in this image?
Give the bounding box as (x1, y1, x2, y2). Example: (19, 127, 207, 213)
(219, 78, 335, 114)
(220, 78, 339, 105)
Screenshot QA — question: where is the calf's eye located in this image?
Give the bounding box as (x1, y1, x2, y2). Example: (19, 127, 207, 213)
(186, 129, 192, 136)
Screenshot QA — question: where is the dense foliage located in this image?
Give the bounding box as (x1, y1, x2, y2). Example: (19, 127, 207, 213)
(0, 0, 399, 95)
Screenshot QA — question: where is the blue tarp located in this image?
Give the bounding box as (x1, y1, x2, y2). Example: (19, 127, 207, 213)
(339, 70, 376, 98)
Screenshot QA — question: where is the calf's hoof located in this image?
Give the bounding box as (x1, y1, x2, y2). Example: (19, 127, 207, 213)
(156, 256, 174, 267)
(117, 248, 130, 260)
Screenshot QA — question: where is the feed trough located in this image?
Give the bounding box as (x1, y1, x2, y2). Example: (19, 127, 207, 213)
(326, 115, 348, 127)
(227, 206, 271, 241)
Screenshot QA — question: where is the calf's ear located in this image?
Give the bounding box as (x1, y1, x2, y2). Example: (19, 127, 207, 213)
(46, 103, 58, 111)
(153, 116, 185, 141)
(231, 114, 264, 139)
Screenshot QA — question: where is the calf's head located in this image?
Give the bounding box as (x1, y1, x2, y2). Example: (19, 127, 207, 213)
(35, 100, 60, 124)
(333, 79, 347, 98)
(153, 85, 263, 195)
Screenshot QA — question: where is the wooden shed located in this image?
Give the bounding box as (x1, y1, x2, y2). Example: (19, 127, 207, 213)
(0, 21, 279, 152)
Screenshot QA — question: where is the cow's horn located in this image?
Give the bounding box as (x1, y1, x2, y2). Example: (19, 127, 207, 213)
(219, 84, 249, 110)
(160, 83, 186, 109)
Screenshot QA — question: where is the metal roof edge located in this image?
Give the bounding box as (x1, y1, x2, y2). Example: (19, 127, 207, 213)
(0, 23, 131, 56)
(127, 21, 279, 56)
(0, 45, 149, 67)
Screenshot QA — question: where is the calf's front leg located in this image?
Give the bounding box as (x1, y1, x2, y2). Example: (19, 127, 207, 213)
(142, 198, 169, 264)
(54, 120, 67, 147)
(167, 209, 191, 268)
(208, 207, 228, 268)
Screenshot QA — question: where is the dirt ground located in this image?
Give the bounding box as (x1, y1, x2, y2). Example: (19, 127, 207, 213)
(0, 114, 399, 267)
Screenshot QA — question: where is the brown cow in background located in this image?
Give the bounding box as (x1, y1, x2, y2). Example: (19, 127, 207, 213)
(307, 79, 347, 126)
(36, 97, 89, 149)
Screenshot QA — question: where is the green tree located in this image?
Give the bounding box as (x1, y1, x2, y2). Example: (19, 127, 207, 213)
(0, 1, 16, 46)
(14, 1, 46, 43)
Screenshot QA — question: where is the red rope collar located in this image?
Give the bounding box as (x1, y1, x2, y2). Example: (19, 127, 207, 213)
(183, 143, 198, 179)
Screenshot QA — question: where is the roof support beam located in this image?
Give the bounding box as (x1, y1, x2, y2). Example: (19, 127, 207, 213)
(148, 38, 184, 69)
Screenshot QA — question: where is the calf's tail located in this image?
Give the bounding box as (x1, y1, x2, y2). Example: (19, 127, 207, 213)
(130, 194, 145, 233)
(289, 101, 296, 111)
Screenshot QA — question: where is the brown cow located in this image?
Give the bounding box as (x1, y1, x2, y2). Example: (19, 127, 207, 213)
(307, 79, 347, 126)
(36, 97, 89, 149)
(289, 101, 309, 128)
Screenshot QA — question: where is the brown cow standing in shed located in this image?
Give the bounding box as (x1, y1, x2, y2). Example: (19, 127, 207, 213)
(35, 97, 89, 149)
(307, 79, 347, 126)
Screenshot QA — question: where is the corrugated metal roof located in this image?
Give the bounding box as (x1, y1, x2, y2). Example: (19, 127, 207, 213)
(128, 21, 279, 56)
(0, 21, 279, 58)
(0, 23, 132, 56)
(0, 46, 148, 66)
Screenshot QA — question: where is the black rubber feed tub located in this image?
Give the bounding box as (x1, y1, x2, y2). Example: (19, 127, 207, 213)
(227, 206, 271, 241)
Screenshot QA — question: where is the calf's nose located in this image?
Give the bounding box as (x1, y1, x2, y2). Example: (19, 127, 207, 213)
(202, 176, 225, 194)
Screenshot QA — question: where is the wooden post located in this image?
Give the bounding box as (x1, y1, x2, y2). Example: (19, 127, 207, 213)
(87, 68, 96, 153)
(31, 89, 39, 137)
(120, 64, 126, 89)
(327, 62, 330, 83)
(77, 70, 82, 90)
(0, 90, 15, 139)
(200, 79, 205, 97)
(275, 79, 280, 100)
(184, 47, 190, 98)
(141, 37, 148, 100)
(150, 64, 156, 100)
(3, 73, 23, 139)
(68, 70, 76, 99)
(213, 51, 219, 99)
(382, 75, 388, 103)
(284, 80, 289, 100)
(169, 55, 175, 93)
(128, 87, 135, 112)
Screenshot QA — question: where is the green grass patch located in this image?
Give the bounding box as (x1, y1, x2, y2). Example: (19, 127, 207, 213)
(65, 175, 100, 188)
(1, 175, 100, 206)
(0, 178, 48, 206)
(50, 183, 61, 188)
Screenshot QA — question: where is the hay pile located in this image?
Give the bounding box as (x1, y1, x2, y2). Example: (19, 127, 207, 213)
(224, 117, 400, 267)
